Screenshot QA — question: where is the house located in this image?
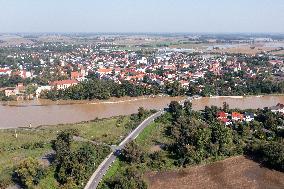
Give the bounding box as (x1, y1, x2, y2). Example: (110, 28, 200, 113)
(96, 68, 113, 77)
(269, 60, 283, 66)
(271, 103, 284, 114)
(192, 71, 204, 79)
(20, 70, 32, 79)
(36, 86, 52, 98)
(217, 111, 232, 125)
(4, 83, 25, 97)
(50, 80, 79, 90)
(5, 87, 19, 97)
(217, 111, 228, 119)
(137, 57, 147, 64)
(163, 65, 176, 70)
(232, 112, 244, 121)
(180, 80, 189, 88)
(219, 118, 232, 126)
(71, 71, 81, 80)
(0, 68, 12, 76)
(244, 112, 254, 122)
(17, 83, 25, 91)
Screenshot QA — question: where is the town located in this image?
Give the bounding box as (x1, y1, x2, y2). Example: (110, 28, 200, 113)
(0, 34, 284, 101)
(1, 0, 284, 188)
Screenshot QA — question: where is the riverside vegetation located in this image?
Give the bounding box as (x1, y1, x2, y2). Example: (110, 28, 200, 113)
(40, 75, 284, 102)
(99, 101, 284, 189)
(0, 108, 154, 189)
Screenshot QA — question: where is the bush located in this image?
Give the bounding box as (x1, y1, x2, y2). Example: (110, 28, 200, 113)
(14, 157, 45, 188)
(245, 141, 284, 171)
(0, 168, 13, 188)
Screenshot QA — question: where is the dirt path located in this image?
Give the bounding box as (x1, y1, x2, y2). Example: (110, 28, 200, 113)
(146, 156, 284, 189)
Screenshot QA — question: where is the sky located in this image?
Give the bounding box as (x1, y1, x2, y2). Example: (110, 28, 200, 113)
(0, 0, 284, 33)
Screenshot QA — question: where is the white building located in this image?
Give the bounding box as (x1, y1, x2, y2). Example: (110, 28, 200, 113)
(36, 86, 52, 98)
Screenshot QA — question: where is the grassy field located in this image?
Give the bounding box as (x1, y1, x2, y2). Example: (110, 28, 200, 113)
(0, 115, 133, 188)
(135, 121, 171, 151)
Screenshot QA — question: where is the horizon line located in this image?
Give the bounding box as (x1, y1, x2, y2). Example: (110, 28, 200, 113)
(1, 32, 284, 35)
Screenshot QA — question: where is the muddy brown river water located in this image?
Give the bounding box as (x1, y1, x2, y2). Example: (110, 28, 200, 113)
(0, 95, 283, 129)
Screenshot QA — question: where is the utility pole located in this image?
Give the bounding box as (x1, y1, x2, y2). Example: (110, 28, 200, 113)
(14, 129, 17, 138)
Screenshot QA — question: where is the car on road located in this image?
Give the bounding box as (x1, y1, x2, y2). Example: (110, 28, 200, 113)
(114, 149, 122, 156)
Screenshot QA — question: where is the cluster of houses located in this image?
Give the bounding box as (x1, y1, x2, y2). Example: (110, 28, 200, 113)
(0, 42, 283, 98)
(217, 111, 255, 126)
(3, 83, 25, 99)
(217, 103, 284, 126)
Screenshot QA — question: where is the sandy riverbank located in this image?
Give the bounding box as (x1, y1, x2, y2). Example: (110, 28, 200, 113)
(0, 95, 173, 107)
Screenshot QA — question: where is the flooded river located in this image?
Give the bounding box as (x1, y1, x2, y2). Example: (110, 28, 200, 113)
(192, 95, 284, 110)
(0, 95, 283, 129)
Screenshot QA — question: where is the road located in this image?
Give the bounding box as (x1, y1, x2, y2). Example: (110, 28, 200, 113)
(84, 96, 195, 189)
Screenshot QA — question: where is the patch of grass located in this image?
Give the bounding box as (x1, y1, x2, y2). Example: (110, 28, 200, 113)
(38, 168, 59, 189)
(0, 115, 133, 188)
(135, 122, 171, 151)
(104, 159, 122, 180)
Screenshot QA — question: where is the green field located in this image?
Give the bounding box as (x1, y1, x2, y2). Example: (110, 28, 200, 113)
(0, 115, 133, 188)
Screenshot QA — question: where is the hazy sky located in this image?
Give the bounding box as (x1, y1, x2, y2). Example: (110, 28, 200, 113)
(0, 0, 283, 33)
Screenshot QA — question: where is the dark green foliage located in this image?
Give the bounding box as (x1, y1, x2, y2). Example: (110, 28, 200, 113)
(14, 157, 45, 188)
(121, 141, 144, 164)
(256, 108, 283, 132)
(168, 101, 183, 121)
(203, 106, 219, 123)
(104, 167, 147, 189)
(42, 79, 155, 101)
(138, 107, 147, 120)
(147, 151, 169, 170)
(246, 141, 284, 171)
(210, 122, 234, 156)
(165, 81, 185, 96)
(52, 129, 110, 187)
(184, 100, 192, 116)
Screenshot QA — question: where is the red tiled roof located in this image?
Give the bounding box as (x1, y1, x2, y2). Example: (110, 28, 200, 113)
(217, 111, 227, 119)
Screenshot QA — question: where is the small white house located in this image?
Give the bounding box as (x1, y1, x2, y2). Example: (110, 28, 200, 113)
(271, 103, 284, 114)
(36, 86, 52, 98)
(244, 112, 255, 122)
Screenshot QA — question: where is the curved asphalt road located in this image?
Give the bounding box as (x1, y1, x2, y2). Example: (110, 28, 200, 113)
(84, 97, 194, 189)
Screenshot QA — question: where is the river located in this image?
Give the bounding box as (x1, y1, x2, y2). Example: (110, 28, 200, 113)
(0, 95, 283, 129)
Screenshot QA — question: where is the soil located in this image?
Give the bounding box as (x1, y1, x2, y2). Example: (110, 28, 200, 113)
(146, 156, 284, 189)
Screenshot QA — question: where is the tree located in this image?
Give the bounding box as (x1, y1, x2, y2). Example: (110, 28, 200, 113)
(105, 167, 147, 189)
(14, 157, 45, 188)
(246, 141, 284, 171)
(138, 107, 146, 119)
(222, 102, 229, 112)
(184, 100, 192, 116)
(165, 81, 185, 96)
(52, 129, 99, 186)
(261, 142, 284, 171)
(169, 101, 182, 120)
(204, 106, 218, 123)
(210, 122, 234, 156)
(25, 84, 38, 96)
(121, 141, 144, 164)
(71, 144, 97, 185)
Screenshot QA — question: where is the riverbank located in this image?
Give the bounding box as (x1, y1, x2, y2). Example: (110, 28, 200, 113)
(0, 95, 173, 107)
(2, 93, 284, 107)
(209, 93, 284, 99)
(1, 95, 284, 129)
(146, 156, 284, 189)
